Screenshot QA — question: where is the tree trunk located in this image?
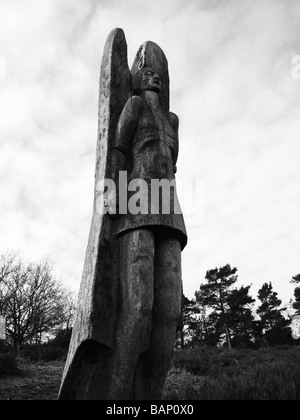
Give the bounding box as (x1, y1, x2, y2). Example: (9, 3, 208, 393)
(13, 340, 21, 353)
(180, 328, 184, 349)
(219, 287, 232, 350)
(224, 323, 232, 350)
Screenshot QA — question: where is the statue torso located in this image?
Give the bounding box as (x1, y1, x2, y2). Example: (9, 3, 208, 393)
(129, 100, 177, 181)
(113, 96, 187, 249)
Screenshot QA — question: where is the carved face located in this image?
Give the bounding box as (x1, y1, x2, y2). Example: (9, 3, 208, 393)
(140, 67, 161, 93)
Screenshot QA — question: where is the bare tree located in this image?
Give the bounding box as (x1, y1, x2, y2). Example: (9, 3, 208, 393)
(60, 292, 77, 331)
(0, 253, 72, 350)
(0, 252, 17, 311)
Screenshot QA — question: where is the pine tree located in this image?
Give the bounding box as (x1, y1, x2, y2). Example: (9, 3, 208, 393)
(291, 274, 300, 315)
(257, 282, 288, 345)
(179, 296, 199, 348)
(180, 295, 218, 348)
(227, 286, 256, 347)
(196, 264, 238, 349)
(257, 283, 285, 329)
(292, 274, 300, 283)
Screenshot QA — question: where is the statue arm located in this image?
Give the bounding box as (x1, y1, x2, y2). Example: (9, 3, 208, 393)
(168, 112, 179, 174)
(113, 97, 142, 153)
(111, 95, 143, 176)
(109, 96, 143, 213)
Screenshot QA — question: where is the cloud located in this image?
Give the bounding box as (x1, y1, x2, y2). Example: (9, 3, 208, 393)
(0, 0, 299, 306)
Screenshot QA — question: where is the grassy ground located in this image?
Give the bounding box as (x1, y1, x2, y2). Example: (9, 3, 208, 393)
(0, 359, 64, 400)
(163, 345, 300, 400)
(0, 346, 299, 400)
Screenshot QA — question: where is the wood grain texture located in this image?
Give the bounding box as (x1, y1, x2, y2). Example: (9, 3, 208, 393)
(58, 28, 131, 400)
(59, 29, 187, 400)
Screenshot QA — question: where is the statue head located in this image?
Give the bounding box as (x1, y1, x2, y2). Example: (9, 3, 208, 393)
(132, 67, 161, 94)
(131, 41, 170, 111)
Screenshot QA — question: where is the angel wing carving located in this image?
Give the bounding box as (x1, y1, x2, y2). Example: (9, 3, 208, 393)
(59, 28, 132, 400)
(59, 28, 184, 401)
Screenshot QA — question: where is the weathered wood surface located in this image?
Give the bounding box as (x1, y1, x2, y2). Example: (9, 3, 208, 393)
(58, 28, 131, 400)
(59, 28, 187, 400)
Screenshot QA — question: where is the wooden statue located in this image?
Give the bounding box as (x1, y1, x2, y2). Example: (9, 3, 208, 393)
(58, 28, 187, 400)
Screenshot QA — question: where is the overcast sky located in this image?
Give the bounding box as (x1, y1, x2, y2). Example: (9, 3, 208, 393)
(0, 0, 300, 306)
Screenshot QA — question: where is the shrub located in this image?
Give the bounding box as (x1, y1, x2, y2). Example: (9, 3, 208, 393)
(173, 346, 218, 376)
(19, 344, 67, 362)
(0, 354, 18, 377)
(39, 346, 66, 362)
(166, 346, 300, 400)
(20, 346, 40, 361)
(163, 369, 204, 400)
(193, 361, 300, 400)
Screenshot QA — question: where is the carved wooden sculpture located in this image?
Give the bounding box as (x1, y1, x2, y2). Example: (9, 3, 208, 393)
(58, 28, 187, 400)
